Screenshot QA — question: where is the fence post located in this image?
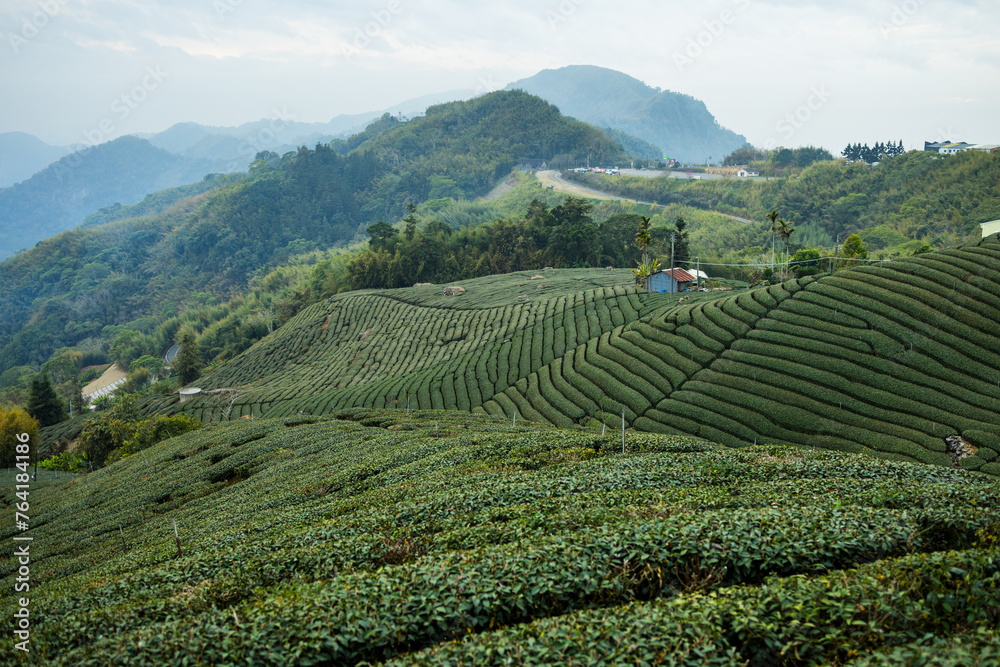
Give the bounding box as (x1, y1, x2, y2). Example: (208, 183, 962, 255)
(172, 517, 183, 558)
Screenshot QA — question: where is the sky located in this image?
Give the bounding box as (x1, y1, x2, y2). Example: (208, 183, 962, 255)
(1, 0, 998, 153)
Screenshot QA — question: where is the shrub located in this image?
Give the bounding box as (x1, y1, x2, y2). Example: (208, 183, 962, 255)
(0, 406, 40, 467)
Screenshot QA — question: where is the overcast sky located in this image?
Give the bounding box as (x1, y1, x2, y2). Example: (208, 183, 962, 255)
(1, 0, 997, 153)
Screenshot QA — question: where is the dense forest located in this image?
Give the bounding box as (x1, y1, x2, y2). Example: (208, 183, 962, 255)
(346, 198, 677, 290)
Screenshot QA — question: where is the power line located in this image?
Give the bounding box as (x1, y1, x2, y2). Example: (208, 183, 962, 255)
(675, 257, 891, 269)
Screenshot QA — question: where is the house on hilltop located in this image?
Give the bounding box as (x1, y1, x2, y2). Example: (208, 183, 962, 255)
(924, 141, 999, 155)
(982, 220, 1000, 238)
(649, 267, 696, 293)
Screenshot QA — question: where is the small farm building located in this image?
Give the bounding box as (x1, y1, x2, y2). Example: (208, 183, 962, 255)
(982, 220, 1000, 238)
(649, 268, 696, 293)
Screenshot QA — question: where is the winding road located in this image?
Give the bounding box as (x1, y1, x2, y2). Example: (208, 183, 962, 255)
(536, 170, 756, 225)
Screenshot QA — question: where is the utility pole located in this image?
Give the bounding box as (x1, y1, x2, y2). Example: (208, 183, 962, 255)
(696, 256, 700, 291)
(830, 234, 840, 275)
(670, 233, 676, 297)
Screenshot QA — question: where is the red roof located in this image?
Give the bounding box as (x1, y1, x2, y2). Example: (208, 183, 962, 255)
(660, 268, 696, 282)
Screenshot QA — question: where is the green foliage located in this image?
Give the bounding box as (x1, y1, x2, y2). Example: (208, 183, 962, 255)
(80, 394, 142, 467)
(842, 139, 906, 163)
(175, 332, 201, 386)
(791, 246, 823, 276)
(0, 406, 40, 467)
(26, 373, 67, 427)
(347, 197, 609, 289)
(840, 233, 870, 267)
(106, 414, 202, 465)
(2, 415, 998, 664)
(39, 449, 88, 472)
(564, 150, 1000, 250)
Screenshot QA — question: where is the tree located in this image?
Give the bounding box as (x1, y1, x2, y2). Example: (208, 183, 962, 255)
(790, 247, 822, 276)
(71, 380, 85, 415)
(547, 197, 599, 266)
(175, 332, 202, 386)
(632, 215, 657, 290)
(403, 203, 418, 240)
(0, 407, 40, 467)
(366, 221, 399, 251)
(672, 217, 691, 267)
(80, 394, 140, 467)
(26, 373, 67, 427)
(109, 329, 146, 369)
(767, 210, 795, 275)
(839, 234, 869, 268)
(598, 213, 643, 266)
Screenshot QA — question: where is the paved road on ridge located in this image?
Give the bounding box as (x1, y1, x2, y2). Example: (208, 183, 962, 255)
(536, 170, 756, 225)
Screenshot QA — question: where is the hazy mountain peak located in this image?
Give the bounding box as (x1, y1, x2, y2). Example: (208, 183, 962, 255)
(505, 65, 746, 162)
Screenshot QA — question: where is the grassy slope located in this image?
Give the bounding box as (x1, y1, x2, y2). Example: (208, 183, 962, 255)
(4, 413, 1000, 664)
(135, 235, 1000, 475)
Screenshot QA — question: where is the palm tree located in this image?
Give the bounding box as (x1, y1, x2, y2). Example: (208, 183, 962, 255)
(766, 209, 780, 271)
(633, 216, 654, 291)
(776, 220, 796, 276)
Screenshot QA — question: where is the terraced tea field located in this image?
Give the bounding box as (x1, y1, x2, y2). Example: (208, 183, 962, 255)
(4, 413, 999, 664)
(141, 236, 1000, 475)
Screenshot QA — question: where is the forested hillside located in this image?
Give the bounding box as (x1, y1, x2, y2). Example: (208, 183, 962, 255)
(0, 136, 231, 259)
(0, 91, 624, 376)
(567, 150, 1000, 250)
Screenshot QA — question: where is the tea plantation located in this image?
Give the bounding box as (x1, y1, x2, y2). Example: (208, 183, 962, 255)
(3, 412, 999, 664)
(137, 235, 1000, 475)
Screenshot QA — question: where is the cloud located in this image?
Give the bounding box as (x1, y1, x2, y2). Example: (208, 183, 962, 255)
(0, 0, 997, 151)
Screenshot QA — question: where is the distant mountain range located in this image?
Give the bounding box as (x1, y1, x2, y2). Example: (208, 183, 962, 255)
(0, 90, 477, 258)
(506, 65, 747, 163)
(0, 136, 228, 259)
(136, 89, 478, 169)
(0, 68, 750, 258)
(0, 132, 68, 189)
